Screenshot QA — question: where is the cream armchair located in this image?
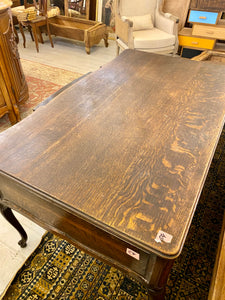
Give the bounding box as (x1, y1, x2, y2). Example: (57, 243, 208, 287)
(115, 0, 179, 55)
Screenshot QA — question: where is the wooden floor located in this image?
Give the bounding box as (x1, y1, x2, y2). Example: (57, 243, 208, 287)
(17, 29, 117, 74)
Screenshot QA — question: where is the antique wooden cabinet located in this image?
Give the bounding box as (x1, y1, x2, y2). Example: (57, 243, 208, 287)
(0, 0, 28, 125)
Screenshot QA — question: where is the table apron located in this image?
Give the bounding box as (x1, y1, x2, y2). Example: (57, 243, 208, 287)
(0, 172, 173, 288)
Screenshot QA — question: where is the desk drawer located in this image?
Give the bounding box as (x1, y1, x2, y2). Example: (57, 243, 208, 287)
(192, 24, 225, 40)
(188, 10, 219, 25)
(0, 172, 153, 281)
(179, 35, 215, 50)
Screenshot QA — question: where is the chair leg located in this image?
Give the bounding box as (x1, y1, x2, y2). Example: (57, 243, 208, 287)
(13, 25, 19, 44)
(31, 24, 39, 52)
(46, 19, 54, 48)
(104, 32, 109, 48)
(19, 22, 26, 48)
(116, 44, 120, 56)
(36, 26, 44, 44)
(28, 25, 34, 41)
(172, 38, 179, 56)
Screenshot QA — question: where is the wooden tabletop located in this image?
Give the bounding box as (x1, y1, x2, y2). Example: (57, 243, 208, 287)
(1, 50, 225, 259)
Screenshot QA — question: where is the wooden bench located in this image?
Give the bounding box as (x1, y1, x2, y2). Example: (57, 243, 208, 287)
(48, 15, 109, 54)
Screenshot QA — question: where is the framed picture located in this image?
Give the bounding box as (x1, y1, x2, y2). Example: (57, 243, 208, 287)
(96, 0, 115, 29)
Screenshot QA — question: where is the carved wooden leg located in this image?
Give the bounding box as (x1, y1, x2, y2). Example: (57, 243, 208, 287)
(46, 18, 54, 49)
(28, 25, 34, 41)
(36, 26, 44, 44)
(19, 22, 26, 48)
(31, 23, 39, 53)
(116, 43, 120, 56)
(0, 203, 27, 248)
(148, 288, 166, 300)
(104, 33, 109, 48)
(8, 109, 18, 125)
(84, 30, 90, 54)
(147, 255, 174, 300)
(13, 25, 19, 44)
(12, 103, 21, 122)
(85, 46, 90, 55)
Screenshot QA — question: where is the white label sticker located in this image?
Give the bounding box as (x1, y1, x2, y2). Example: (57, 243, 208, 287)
(126, 248, 140, 260)
(155, 230, 173, 244)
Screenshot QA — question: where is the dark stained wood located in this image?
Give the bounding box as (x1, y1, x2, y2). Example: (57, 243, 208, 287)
(1, 50, 225, 298)
(11, 0, 21, 8)
(0, 202, 27, 247)
(89, 0, 96, 21)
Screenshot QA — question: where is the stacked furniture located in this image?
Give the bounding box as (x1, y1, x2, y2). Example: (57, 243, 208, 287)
(179, 1, 225, 55)
(0, 0, 29, 124)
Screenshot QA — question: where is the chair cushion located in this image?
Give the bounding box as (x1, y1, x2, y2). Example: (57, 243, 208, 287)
(117, 38, 175, 54)
(11, 5, 25, 17)
(122, 14, 153, 31)
(119, 0, 157, 22)
(133, 28, 175, 49)
(47, 6, 60, 18)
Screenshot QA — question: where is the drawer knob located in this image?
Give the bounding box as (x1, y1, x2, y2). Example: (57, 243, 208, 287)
(191, 41, 199, 45)
(199, 16, 207, 19)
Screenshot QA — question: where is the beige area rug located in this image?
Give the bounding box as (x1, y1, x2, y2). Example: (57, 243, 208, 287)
(20, 59, 82, 86)
(0, 59, 82, 132)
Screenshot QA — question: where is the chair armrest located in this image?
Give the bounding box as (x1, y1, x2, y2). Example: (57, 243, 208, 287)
(115, 14, 134, 47)
(155, 9, 179, 35)
(165, 13, 179, 24)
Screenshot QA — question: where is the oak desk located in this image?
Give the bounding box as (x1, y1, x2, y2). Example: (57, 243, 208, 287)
(1, 50, 225, 299)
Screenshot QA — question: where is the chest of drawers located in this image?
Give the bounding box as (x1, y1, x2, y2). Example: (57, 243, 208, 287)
(178, 27, 215, 50)
(188, 10, 219, 24)
(179, 8, 225, 55)
(192, 24, 225, 40)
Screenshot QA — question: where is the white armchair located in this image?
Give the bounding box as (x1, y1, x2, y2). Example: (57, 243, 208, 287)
(115, 0, 179, 55)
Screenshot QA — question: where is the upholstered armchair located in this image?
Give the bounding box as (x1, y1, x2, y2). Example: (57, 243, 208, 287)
(115, 0, 179, 55)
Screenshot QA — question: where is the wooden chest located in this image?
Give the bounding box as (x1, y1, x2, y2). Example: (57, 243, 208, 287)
(48, 15, 108, 54)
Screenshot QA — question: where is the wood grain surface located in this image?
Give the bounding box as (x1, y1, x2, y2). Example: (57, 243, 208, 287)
(1, 50, 225, 259)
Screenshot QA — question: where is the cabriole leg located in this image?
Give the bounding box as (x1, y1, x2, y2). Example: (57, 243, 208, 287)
(0, 203, 27, 248)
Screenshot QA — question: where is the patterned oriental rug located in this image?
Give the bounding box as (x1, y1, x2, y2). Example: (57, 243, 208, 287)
(0, 59, 82, 132)
(1, 60, 225, 299)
